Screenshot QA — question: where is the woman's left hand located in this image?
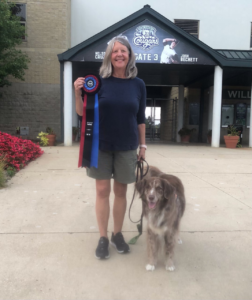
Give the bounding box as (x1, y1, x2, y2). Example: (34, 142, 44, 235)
(137, 147, 146, 161)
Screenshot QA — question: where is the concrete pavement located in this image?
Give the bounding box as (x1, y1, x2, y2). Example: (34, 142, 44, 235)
(0, 143, 251, 300)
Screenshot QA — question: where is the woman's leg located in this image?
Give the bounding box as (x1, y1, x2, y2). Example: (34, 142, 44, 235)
(95, 179, 111, 238)
(113, 180, 127, 234)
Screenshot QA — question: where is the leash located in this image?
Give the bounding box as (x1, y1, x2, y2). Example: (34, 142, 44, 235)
(128, 159, 149, 245)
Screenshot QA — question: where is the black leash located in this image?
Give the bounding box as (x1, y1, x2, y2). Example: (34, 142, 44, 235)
(128, 159, 149, 245)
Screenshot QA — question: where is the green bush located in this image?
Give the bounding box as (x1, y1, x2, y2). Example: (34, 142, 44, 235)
(227, 125, 239, 136)
(46, 127, 55, 134)
(37, 132, 49, 146)
(6, 166, 16, 177)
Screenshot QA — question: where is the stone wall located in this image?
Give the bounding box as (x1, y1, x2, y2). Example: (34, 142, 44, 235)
(0, 83, 60, 139)
(0, 0, 71, 140)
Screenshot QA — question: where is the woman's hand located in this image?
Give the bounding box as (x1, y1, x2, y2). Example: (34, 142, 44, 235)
(74, 77, 85, 116)
(137, 147, 146, 161)
(74, 77, 85, 96)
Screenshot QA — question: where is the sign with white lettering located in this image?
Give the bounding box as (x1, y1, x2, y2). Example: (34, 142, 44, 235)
(71, 19, 216, 65)
(222, 90, 251, 99)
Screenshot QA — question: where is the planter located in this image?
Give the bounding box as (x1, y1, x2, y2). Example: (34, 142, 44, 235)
(224, 135, 239, 148)
(46, 134, 56, 146)
(207, 136, 212, 144)
(180, 135, 190, 143)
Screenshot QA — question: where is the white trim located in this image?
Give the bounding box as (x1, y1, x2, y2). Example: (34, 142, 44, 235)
(64, 62, 73, 146)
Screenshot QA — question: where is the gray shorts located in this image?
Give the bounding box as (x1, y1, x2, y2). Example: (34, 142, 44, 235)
(86, 149, 137, 184)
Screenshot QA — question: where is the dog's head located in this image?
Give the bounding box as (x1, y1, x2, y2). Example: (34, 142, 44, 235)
(135, 177, 176, 210)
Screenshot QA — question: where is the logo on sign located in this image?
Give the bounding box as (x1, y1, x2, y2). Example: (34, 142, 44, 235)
(133, 25, 159, 51)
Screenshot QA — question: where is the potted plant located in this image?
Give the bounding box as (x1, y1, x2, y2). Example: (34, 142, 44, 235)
(37, 132, 49, 146)
(72, 126, 78, 141)
(224, 125, 240, 148)
(45, 127, 56, 146)
(178, 127, 196, 143)
(207, 129, 212, 144)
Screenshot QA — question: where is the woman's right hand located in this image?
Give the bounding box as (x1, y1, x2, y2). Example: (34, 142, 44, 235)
(74, 77, 85, 96)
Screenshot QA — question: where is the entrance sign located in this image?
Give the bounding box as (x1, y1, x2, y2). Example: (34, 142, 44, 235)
(71, 19, 216, 65)
(222, 89, 251, 99)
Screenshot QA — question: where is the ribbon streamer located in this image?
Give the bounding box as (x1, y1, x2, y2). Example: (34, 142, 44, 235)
(78, 75, 101, 168)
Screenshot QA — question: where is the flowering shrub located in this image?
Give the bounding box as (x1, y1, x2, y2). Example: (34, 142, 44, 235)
(0, 132, 44, 171)
(37, 132, 49, 146)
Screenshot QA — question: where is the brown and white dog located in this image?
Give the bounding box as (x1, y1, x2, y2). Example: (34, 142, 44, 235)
(135, 166, 186, 272)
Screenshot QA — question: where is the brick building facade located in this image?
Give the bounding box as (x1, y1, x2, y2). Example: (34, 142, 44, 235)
(1, 1, 251, 147)
(0, 0, 71, 140)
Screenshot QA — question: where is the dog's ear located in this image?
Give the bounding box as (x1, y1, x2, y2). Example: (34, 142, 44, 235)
(161, 178, 175, 199)
(135, 179, 146, 197)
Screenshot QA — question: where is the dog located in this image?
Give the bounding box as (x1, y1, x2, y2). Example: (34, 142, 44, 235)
(135, 166, 186, 272)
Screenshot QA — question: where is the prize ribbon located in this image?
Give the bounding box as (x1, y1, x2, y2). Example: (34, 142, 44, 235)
(78, 74, 101, 168)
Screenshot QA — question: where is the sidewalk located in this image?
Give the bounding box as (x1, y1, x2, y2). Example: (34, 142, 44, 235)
(0, 144, 251, 300)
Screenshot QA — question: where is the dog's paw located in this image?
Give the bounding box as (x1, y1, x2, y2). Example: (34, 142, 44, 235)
(146, 264, 155, 271)
(166, 265, 175, 272)
(177, 238, 183, 244)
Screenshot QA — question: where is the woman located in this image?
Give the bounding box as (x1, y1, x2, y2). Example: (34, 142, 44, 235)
(74, 37, 146, 259)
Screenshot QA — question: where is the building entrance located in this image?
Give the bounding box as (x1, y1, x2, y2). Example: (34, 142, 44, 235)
(146, 86, 177, 141)
(146, 97, 177, 141)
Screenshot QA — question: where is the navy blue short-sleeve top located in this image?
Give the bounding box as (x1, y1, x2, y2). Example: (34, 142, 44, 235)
(98, 76, 146, 151)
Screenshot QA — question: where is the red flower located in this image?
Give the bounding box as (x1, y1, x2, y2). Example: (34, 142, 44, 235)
(0, 132, 44, 172)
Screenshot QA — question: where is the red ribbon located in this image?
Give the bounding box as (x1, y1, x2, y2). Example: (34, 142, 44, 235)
(78, 94, 87, 168)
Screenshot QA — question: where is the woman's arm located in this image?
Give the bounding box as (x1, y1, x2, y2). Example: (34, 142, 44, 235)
(74, 77, 85, 116)
(136, 79, 147, 161)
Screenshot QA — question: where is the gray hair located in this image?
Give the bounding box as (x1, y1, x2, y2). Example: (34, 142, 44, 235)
(99, 37, 138, 79)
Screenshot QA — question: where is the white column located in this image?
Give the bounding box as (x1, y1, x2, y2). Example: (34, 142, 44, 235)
(211, 66, 223, 147)
(208, 86, 213, 130)
(72, 88, 78, 142)
(177, 85, 184, 142)
(249, 80, 252, 147)
(64, 61, 72, 146)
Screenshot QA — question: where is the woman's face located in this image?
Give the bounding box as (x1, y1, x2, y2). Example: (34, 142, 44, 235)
(111, 41, 130, 72)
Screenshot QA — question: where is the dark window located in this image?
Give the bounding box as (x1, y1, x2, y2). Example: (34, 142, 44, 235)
(189, 103, 200, 125)
(10, 4, 26, 40)
(174, 19, 199, 39)
(250, 23, 252, 48)
(247, 106, 250, 128)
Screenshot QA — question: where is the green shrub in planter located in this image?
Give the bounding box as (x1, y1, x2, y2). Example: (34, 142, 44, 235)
(37, 132, 49, 146)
